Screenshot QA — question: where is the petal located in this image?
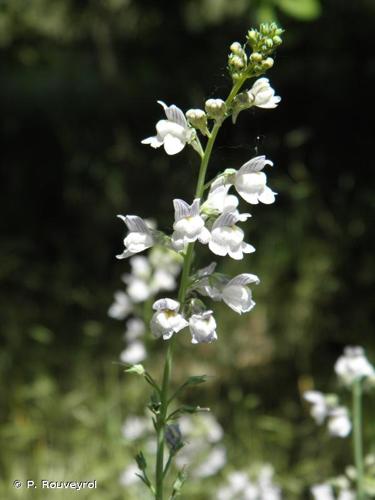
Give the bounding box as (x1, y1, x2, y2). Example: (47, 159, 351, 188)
(141, 136, 163, 148)
(157, 100, 188, 128)
(236, 189, 259, 204)
(241, 242, 256, 254)
(198, 226, 211, 244)
(227, 273, 260, 287)
(163, 134, 185, 155)
(152, 298, 180, 311)
(212, 211, 238, 230)
(238, 155, 273, 174)
(173, 199, 191, 221)
(208, 240, 227, 256)
(258, 186, 276, 204)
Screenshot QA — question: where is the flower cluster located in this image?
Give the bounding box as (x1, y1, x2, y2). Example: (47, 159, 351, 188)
(116, 149, 277, 342)
(335, 346, 374, 386)
(311, 482, 355, 500)
(303, 391, 351, 438)
(216, 465, 281, 500)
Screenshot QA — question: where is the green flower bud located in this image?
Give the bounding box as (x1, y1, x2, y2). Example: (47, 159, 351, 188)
(230, 54, 245, 69)
(230, 42, 242, 54)
(265, 38, 274, 49)
(186, 108, 208, 135)
(205, 98, 226, 121)
(261, 57, 274, 69)
(250, 52, 263, 63)
(247, 29, 258, 44)
(273, 35, 282, 46)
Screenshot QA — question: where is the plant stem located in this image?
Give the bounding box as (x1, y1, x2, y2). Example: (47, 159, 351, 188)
(154, 74, 247, 500)
(353, 378, 365, 500)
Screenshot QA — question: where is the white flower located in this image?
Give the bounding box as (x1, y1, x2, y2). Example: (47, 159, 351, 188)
(248, 78, 281, 109)
(150, 298, 188, 340)
(120, 341, 147, 365)
(189, 310, 217, 344)
(116, 215, 154, 259)
(209, 212, 254, 260)
(124, 318, 145, 342)
(121, 416, 150, 441)
(141, 101, 195, 155)
(195, 446, 227, 478)
(311, 484, 335, 500)
(221, 273, 260, 314)
(327, 407, 351, 438)
(303, 390, 329, 425)
(149, 246, 182, 275)
(108, 291, 132, 320)
(201, 182, 239, 215)
(119, 464, 140, 487)
(129, 255, 152, 279)
(123, 275, 151, 302)
(234, 155, 276, 205)
(334, 346, 374, 386)
(172, 198, 210, 249)
(338, 490, 355, 500)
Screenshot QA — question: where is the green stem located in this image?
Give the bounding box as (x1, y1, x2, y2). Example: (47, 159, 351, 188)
(155, 343, 172, 500)
(154, 74, 248, 500)
(353, 378, 365, 500)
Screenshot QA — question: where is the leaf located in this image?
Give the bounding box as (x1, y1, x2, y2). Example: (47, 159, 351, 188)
(277, 0, 321, 20)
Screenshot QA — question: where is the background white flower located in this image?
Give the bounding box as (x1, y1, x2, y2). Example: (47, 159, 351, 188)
(327, 407, 351, 438)
(303, 391, 329, 424)
(141, 100, 194, 155)
(120, 340, 146, 365)
(334, 346, 374, 386)
(108, 291, 132, 320)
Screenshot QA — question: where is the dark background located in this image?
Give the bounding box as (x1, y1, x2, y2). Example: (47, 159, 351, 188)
(1, 0, 374, 498)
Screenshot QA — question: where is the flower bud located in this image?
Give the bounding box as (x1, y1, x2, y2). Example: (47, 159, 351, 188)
(247, 29, 258, 44)
(230, 54, 245, 70)
(186, 108, 208, 135)
(230, 42, 242, 54)
(265, 38, 274, 49)
(273, 35, 282, 46)
(205, 98, 226, 121)
(261, 57, 274, 69)
(250, 52, 263, 63)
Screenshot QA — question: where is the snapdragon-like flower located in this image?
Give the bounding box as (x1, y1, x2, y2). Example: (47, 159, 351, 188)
(334, 346, 374, 386)
(120, 341, 146, 365)
(311, 484, 335, 500)
(248, 77, 281, 109)
(208, 211, 254, 260)
(327, 407, 351, 438)
(116, 215, 154, 259)
(303, 390, 329, 424)
(234, 155, 276, 205)
(141, 101, 195, 155)
(221, 273, 260, 314)
(189, 310, 217, 344)
(172, 198, 210, 249)
(108, 291, 132, 320)
(124, 318, 145, 342)
(303, 391, 351, 438)
(151, 298, 188, 340)
(201, 183, 239, 216)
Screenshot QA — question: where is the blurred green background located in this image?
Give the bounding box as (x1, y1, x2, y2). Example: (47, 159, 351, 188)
(1, 0, 375, 498)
